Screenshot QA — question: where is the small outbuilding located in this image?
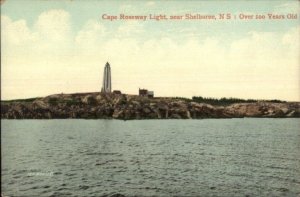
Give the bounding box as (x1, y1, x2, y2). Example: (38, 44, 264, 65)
(113, 90, 122, 95)
(139, 88, 148, 96)
(147, 91, 154, 98)
(139, 88, 154, 98)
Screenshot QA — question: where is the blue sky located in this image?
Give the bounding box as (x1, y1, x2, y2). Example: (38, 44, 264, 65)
(2, 1, 298, 40)
(1, 0, 300, 100)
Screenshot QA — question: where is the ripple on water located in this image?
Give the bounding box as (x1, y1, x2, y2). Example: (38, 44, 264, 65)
(79, 185, 90, 190)
(86, 152, 123, 156)
(2, 119, 300, 197)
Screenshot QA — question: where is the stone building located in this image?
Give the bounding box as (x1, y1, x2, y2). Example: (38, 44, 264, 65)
(139, 88, 154, 98)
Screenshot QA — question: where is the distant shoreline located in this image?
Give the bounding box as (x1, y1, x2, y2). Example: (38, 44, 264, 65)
(1, 92, 299, 120)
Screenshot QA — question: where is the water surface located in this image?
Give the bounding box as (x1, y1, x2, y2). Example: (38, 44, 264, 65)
(2, 119, 300, 196)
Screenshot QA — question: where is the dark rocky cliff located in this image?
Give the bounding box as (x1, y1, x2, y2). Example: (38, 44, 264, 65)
(1, 93, 300, 119)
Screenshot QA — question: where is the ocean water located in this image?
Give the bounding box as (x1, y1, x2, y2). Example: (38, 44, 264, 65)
(1, 119, 300, 197)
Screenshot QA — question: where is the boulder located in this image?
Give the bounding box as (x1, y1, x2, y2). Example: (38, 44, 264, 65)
(112, 109, 124, 119)
(33, 100, 49, 109)
(1, 93, 300, 119)
(112, 95, 127, 106)
(95, 94, 103, 102)
(143, 107, 151, 114)
(82, 95, 96, 105)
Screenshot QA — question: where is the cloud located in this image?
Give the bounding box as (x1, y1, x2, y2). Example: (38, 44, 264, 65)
(117, 20, 144, 37)
(1, 9, 299, 101)
(34, 9, 71, 43)
(75, 19, 106, 46)
(119, 4, 135, 13)
(282, 26, 300, 46)
(1, 15, 33, 45)
(146, 1, 155, 6)
(274, 2, 300, 14)
(2, 9, 72, 58)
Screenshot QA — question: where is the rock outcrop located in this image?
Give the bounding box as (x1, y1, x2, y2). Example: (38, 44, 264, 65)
(1, 93, 299, 119)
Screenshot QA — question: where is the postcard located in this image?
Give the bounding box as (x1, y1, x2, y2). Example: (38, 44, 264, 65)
(1, 0, 300, 196)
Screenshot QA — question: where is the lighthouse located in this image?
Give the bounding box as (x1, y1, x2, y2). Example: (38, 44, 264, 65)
(101, 62, 111, 93)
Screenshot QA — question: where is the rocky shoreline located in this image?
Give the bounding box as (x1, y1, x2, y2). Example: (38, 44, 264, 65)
(1, 93, 300, 119)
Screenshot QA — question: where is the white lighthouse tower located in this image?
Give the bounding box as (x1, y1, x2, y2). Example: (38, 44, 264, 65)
(101, 62, 111, 93)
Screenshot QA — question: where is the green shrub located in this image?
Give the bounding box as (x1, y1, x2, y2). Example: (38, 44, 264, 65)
(192, 96, 285, 106)
(48, 97, 58, 105)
